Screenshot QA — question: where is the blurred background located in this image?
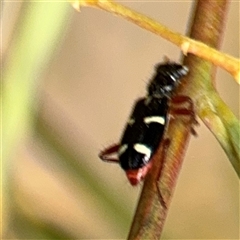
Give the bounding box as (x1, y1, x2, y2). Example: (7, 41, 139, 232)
(2, 1, 239, 239)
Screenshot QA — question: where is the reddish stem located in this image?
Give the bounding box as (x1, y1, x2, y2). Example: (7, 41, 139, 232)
(128, 1, 229, 239)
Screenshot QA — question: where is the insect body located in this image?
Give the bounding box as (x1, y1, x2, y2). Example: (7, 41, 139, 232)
(99, 62, 189, 185)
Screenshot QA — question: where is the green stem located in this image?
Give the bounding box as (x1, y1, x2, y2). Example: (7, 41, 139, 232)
(181, 0, 239, 176)
(3, 2, 71, 178)
(2, 2, 71, 235)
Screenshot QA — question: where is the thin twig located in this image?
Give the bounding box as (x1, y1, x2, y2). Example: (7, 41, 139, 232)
(75, 0, 239, 83)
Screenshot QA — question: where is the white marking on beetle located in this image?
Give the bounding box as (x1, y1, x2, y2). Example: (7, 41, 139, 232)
(133, 144, 152, 162)
(144, 116, 165, 125)
(118, 144, 128, 156)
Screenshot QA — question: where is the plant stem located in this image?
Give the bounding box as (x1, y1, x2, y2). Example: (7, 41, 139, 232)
(182, 0, 239, 176)
(128, 0, 231, 239)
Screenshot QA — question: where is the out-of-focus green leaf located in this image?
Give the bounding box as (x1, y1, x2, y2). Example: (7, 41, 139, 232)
(3, 1, 71, 182)
(3, 1, 72, 237)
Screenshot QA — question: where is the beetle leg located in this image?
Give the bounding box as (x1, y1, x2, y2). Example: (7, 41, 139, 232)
(98, 144, 120, 163)
(170, 95, 198, 136)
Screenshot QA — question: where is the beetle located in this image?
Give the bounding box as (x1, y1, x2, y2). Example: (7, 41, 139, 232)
(99, 61, 193, 185)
